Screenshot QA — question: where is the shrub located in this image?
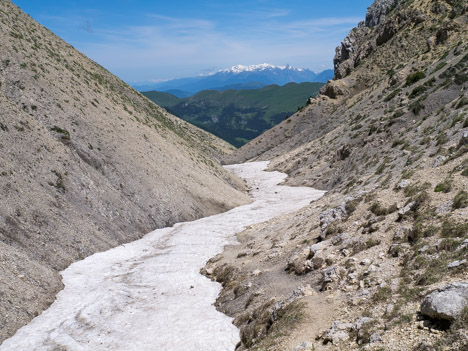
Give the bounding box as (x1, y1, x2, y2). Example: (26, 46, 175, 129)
(384, 88, 402, 102)
(434, 179, 452, 193)
(453, 190, 468, 209)
(51, 126, 70, 140)
(409, 100, 425, 115)
(441, 219, 468, 237)
(405, 71, 426, 86)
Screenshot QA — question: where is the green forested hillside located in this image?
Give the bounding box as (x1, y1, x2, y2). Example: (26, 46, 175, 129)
(143, 82, 323, 147)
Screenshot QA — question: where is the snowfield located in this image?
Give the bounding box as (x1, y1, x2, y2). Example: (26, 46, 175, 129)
(0, 161, 324, 351)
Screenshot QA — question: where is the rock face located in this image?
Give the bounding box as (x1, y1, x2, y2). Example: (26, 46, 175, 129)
(365, 0, 397, 28)
(421, 282, 468, 322)
(333, 0, 395, 79)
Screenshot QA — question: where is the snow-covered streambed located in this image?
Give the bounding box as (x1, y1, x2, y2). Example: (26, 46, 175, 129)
(0, 161, 325, 351)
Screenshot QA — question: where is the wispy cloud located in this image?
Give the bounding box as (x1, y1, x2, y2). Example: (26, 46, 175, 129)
(36, 9, 362, 82)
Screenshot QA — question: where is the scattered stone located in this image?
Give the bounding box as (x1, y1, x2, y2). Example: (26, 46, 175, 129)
(393, 227, 411, 242)
(418, 245, 429, 254)
(353, 316, 374, 330)
(398, 201, 416, 218)
(397, 179, 410, 189)
(447, 259, 467, 269)
(370, 332, 383, 343)
(311, 257, 325, 270)
(319, 202, 347, 235)
(293, 341, 314, 351)
(458, 131, 468, 149)
(360, 258, 371, 266)
(421, 282, 468, 322)
(456, 239, 468, 252)
(324, 321, 352, 344)
(252, 269, 262, 276)
(309, 242, 325, 257)
(433, 155, 447, 168)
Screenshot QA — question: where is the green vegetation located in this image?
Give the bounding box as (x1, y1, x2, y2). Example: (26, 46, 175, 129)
(143, 82, 324, 147)
(434, 179, 452, 193)
(405, 71, 425, 86)
(50, 126, 70, 140)
(453, 190, 468, 209)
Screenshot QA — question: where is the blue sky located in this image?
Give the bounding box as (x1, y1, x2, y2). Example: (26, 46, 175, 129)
(12, 0, 373, 83)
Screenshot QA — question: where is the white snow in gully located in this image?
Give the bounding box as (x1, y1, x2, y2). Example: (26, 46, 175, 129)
(0, 161, 325, 351)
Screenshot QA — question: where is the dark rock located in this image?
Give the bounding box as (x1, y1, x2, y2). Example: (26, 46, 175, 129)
(421, 282, 468, 322)
(457, 131, 468, 149)
(320, 81, 350, 99)
(376, 20, 398, 46)
(337, 144, 352, 160)
(431, 1, 450, 14)
(436, 21, 460, 44)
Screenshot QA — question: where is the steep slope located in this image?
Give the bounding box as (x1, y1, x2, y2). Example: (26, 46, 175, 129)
(143, 82, 324, 147)
(213, 0, 468, 350)
(0, 0, 249, 342)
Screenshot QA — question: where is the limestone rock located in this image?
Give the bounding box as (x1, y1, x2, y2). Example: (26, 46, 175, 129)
(320, 80, 350, 99)
(447, 259, 467, 269)
(365, 0, 397, 28)
(421, 282, 468, 322)
(433, 155, 447, 167)
(293, 341, 314, 351)
(397, 179, 410, 190)
(324, 321, 352, 344)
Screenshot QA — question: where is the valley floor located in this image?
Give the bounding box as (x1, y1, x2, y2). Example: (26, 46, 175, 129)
(0, 162, 324, 351)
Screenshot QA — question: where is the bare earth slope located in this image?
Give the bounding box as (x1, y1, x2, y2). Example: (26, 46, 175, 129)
(216, 0, 468, 350)
(0, 0, 249, 342)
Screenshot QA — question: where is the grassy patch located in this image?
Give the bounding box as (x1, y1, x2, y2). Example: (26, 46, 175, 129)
(453, 190, 468, 209)
(405, 71, 426, 86)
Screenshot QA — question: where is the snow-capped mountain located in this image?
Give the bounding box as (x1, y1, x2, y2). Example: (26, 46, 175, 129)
(133, 64, 333, 97)
(220, 63, 304, 74)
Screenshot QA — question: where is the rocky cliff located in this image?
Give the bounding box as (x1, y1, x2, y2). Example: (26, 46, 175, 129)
(218, 0, 468, 350)
(0, 0, 250, 342)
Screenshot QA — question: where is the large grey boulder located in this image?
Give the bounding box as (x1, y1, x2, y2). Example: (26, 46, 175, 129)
(421, 282, 468, 322)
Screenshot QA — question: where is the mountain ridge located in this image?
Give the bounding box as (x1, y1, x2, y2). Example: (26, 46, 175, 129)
(143, 82, 324, 147)
(133, 65, 333, 95)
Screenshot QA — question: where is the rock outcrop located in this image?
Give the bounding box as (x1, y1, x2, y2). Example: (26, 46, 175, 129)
(421, 282, 468, 322)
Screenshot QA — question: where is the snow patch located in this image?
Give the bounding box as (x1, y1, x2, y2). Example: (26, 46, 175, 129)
(0, 161, 325, 351)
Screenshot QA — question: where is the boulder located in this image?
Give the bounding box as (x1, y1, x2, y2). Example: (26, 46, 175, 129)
(398, 201, 416, 218)
(320, 80, 350, 99)
(324, 321, 352, 344)
(433, 155, 447, 167)
(293, 341, 314, 351)
(421, 282, 468, 322)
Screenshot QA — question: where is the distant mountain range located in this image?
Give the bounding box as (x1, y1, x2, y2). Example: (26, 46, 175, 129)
(143, 82, 324, 147)
(134, 64, 333, 97)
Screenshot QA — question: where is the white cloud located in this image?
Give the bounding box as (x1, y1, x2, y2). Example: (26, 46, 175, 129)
(72, 13, 360, 82)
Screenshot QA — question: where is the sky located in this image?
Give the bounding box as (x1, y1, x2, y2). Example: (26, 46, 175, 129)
(12, 0, 374, 84)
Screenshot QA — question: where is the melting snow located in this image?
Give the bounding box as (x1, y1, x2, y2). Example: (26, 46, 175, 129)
(0, 161, 324, 351)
